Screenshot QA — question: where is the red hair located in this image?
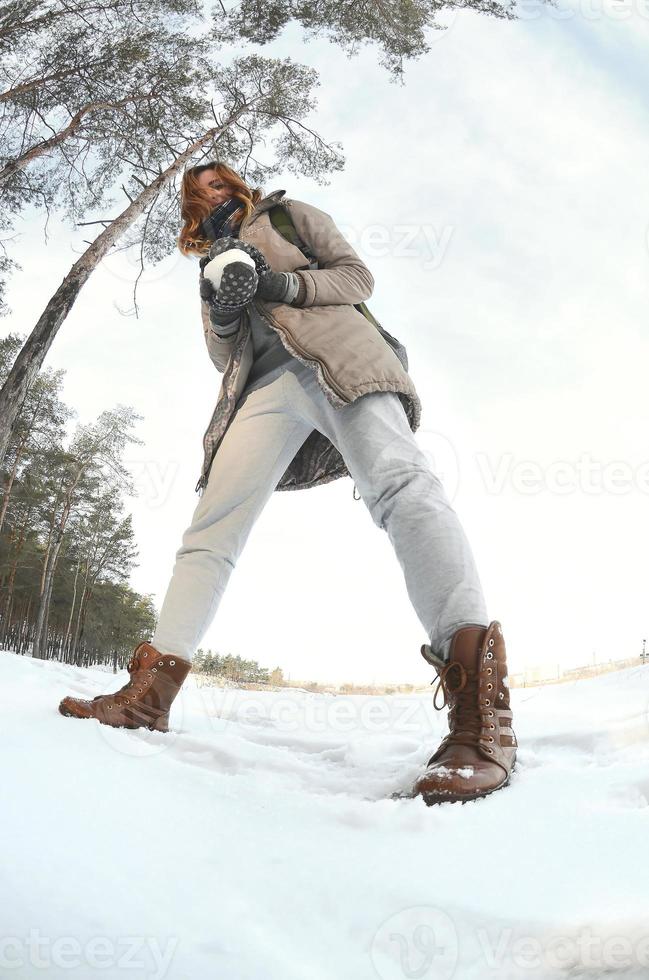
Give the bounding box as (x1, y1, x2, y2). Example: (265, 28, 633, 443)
(177, 161, 264, 257)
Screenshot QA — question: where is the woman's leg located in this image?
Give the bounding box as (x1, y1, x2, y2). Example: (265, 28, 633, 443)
(281, 363, 489, 661)
(151, 372, 313, 662)
(274, 364, 515, 807)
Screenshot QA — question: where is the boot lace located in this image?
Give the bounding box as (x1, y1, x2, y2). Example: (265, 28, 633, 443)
(105, 654, 151, 706)
(431, 661, 483, 750)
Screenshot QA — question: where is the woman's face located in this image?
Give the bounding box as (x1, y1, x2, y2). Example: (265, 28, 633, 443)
(197, 169, 234, 206)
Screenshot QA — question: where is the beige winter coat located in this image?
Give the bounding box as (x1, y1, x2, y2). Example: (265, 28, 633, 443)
(196, 189, 422, 495)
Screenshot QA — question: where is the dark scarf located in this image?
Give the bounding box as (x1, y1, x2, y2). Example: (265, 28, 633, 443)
(200, 196, 243, 242)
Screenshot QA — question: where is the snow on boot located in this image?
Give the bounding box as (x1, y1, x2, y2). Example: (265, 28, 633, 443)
(58, 641, 191, 733)
(412, 621, 517, 805)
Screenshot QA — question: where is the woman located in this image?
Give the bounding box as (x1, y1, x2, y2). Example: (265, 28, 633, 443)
(58, 162, 517, 805)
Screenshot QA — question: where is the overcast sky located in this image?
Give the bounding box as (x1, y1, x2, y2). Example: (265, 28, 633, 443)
(4, 4, 648, 684)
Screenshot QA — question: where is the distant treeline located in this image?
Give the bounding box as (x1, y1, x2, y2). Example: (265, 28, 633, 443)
(193, 649, 284, 686)
(0, 333, 156, 668)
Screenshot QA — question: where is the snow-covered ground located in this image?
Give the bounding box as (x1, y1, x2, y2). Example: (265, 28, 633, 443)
(2, 650, 649, 980)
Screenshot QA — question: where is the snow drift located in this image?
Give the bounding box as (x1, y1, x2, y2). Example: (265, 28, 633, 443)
(1, 651, 648, 979)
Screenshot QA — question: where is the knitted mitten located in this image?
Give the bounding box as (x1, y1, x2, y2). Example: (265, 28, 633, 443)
(203, 262, 257, 331)
(208, 238, 307, 306)
(199, 240, 261, 332)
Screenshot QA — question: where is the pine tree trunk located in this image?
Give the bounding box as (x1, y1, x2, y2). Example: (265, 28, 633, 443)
(63, 554, 81, 661)
(33, 517, 66, 658)
(0, 122, 231, 470)
(38, 566, 57, 660)
(0, 439, 25, 534)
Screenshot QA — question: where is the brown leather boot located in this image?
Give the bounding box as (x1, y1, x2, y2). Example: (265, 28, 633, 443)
(412, 620, 517, 805)
(58, 641, 192, 733)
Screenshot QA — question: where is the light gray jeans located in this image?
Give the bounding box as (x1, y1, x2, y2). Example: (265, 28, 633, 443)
(152, 358, 489, 664)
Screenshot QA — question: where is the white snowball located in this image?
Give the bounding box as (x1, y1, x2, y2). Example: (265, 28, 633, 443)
(203, 248, 256, 289)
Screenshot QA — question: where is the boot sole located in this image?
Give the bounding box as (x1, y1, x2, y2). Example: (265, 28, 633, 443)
(58, 701, 169, 732)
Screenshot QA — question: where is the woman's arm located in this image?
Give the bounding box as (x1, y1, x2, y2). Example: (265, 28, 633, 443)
(200, 297, 240, 373)
(284, 198, 375, 307)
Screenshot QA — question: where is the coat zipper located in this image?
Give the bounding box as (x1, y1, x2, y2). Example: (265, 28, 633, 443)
(253, 299, 351, 404)
(196, 297, 348, 493)
(240, 199, 350, 401)
(197, 197, 288, 487)
(198, 195, 352, 492)
(253, 300, 362, 503)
